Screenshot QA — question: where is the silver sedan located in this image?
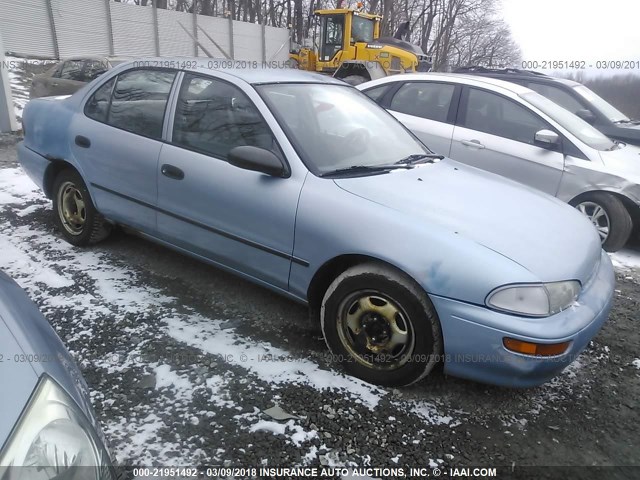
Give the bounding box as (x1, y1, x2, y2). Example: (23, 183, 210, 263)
(359, 73, 640, 252)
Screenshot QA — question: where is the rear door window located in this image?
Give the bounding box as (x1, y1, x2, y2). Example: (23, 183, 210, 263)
(107, 69, 176, 139)
(389, 82, 456, 122)
(84, 77, 116, 123)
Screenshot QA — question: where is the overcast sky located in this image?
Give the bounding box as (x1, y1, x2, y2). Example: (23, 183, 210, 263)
(501, 0, 640, 74)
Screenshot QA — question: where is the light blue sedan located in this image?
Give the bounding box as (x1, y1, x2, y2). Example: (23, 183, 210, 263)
(18, 60, 615, 387)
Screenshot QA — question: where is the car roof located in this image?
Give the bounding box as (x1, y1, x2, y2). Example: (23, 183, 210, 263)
(454, 69, 582, 88)
(118, 57, 346, 85)
(362, 72, 536, 96)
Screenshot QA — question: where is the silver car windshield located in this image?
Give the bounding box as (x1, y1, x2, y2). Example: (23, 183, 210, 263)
(573, 85, 629, 123)
(521, 91, 615, 151)
(257, 83, 429, 175)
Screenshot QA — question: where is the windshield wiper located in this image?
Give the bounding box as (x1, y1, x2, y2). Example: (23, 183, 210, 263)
(394, 153, 445, 165)
(613, 119, 640, 125)
(319, 164, 414, 177)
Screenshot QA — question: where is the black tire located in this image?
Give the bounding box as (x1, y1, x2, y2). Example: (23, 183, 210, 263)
(341, 75, 368, 86)
(52, 169, 111, 246)
(321, 263, 443, 386)
(570, 192, 632, 252)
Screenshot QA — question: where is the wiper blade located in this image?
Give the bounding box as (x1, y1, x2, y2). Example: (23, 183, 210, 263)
(319, 164, 414, 177)
(394, 153, 444, 165)
(613, 119, 637, 125)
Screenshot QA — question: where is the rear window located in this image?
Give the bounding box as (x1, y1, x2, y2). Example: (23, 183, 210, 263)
(361, 84, 391, 103)
(84, 69, 176, 140)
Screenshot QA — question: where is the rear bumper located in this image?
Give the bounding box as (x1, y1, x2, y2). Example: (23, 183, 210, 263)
(17, 142, 49, 196)
(430, 251, 615, 387)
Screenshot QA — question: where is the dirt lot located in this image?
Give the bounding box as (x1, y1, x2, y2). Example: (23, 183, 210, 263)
(0, 137, 638, 479)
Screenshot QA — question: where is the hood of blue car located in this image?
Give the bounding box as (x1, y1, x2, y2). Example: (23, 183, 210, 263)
(334, 159, 602, 284)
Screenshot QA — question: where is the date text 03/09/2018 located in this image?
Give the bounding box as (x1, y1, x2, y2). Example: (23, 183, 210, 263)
(129, 466, 500, 478)
(521, 60, 640, 70)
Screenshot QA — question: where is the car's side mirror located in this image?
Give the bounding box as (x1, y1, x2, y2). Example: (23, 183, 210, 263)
(534, 129, 561, 148)
(576, 109, 596, 124)
(228, 146, 288, 178)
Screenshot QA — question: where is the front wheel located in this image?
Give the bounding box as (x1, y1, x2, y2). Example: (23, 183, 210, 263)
(52, 169, 111, 246)
(321, 263, 443, 386)
(571, 192, 632, 252)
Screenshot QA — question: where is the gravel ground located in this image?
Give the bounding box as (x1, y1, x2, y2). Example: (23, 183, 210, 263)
(0, 137, 638, 479)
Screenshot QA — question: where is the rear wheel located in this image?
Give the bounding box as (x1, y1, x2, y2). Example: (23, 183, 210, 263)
(571, 192, 632, 252)
(321, 263, 442, 386)
(52, 169, 111, 246)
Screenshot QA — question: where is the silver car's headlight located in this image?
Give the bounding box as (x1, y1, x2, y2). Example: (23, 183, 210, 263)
(486, 281, 581, 317)
(0, 376, 113, 480)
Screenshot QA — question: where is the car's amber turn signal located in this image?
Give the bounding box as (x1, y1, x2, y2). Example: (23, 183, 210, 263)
(503, 338, 570, 356)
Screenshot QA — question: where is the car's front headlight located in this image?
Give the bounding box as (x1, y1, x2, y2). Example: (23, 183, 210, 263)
(0, 376, 113, 480)
(486, 280, 581, 317)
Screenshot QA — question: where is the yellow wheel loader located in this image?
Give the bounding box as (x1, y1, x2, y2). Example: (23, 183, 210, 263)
(289, 7, 431, 85)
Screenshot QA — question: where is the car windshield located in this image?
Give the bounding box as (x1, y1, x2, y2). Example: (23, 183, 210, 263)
(573, 85, 630, 123)
(521, 91, 615, 151)
(257, 83, 430, 175)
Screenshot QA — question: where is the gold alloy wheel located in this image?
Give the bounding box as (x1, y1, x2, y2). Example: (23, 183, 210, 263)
(337, 291, 415, 370)
(57, 181, 86, 236)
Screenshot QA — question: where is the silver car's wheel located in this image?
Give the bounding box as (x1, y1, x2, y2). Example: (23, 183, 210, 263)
(577, 201, 610, 242)
(570, 192, 632, 252)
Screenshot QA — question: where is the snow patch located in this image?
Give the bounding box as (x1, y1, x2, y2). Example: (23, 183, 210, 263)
(610, 249, 640, 273)
(164, 315, 384, 409)
(410, 401, 460, 426)
(154, 364, 195, 401)
(0, 167, 41, 205)
(249, 419, 287, 435)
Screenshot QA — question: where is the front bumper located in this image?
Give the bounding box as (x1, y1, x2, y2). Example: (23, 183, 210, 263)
(430, 251, 615, 387)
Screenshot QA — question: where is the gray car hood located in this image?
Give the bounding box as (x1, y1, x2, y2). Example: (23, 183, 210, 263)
(599, 144, 640, 185)
(334, 159, 602, 284)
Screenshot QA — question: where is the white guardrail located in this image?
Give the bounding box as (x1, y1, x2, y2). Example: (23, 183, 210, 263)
(0, 0, 290, 62)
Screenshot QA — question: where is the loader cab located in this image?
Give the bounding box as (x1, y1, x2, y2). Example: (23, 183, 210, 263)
(319, 14, 345, 62)
(316, 9, 381, 66)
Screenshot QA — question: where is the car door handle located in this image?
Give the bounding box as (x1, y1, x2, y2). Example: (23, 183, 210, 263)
(51, 82, 59, 86)
(461, 139, 485, 149)
(161, 164, 185, 180)
(75, 135, 91, 148)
